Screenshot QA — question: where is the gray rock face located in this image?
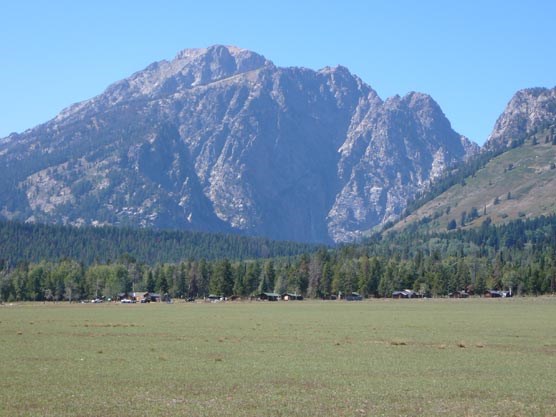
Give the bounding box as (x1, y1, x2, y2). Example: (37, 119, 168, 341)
(0, 45, 477, 243)
(486, 87, 556, 150)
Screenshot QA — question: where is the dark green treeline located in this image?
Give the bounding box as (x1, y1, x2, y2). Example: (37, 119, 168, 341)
(2, 214, 556, 302)
(0, 220, 320, 265)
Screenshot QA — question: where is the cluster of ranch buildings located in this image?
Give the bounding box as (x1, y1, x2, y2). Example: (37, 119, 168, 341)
(108, 288, 512, 304)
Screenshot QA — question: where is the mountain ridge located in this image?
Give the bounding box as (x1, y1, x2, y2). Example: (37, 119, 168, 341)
(1, 45, 477, 243)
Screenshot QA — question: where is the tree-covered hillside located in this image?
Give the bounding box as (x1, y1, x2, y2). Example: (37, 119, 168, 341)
(0, 221, 321, 266)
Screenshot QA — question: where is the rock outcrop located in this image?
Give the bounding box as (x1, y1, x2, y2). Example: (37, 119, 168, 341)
(486, 87, 556, 150)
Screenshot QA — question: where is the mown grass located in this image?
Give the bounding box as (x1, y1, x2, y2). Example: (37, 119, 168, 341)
(1, 298, 555, 416)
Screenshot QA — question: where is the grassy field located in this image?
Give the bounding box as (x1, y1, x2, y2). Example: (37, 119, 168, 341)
(1, 298, 555, 417)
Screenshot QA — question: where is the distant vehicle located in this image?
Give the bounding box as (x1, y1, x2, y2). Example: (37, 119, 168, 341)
(91, 298, 103, 303)
(120, 299, 135, 304)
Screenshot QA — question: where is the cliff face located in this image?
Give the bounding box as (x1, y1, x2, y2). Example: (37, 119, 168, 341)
(0, 45, 476, 243)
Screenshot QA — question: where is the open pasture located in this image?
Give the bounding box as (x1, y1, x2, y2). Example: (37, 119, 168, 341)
(1, 298, 555, 416)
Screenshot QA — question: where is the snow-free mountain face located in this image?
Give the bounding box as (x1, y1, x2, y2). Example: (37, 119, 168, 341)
(486, 87, 556, 150)
(0, 45, 477, 243)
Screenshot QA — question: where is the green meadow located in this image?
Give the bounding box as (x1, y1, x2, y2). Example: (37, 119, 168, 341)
(1, 298, 555, 417)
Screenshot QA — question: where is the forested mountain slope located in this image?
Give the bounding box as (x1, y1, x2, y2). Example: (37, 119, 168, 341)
(394, 126, 556, 233)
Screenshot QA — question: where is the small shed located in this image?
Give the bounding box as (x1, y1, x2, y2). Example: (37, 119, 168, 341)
(392, 289, 417, 299)
(131, 292, 147, 302)
(281, 293, 303, 301)
(258, 292, 280, 301)
(144, 292, 161, 302)
(117, 292, 130, 301)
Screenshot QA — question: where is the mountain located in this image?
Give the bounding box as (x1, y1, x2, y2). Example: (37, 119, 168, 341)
(392, 125, 556, 233)
(486, 87, 556, 150)
(0, 45, 476, 243)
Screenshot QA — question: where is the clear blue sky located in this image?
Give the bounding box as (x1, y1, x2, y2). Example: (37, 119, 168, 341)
(1, 0, 555, 145)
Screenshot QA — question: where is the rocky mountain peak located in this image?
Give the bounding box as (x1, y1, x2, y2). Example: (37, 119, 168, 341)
(404, 91, 440, 111)
(486, 86, 556, 150)
(54, 45, 272, 123)
(0, 46, 477, 243)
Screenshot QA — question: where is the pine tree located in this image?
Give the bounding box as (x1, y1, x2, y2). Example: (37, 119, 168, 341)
(378, 261, 397, 297)
(157, 268, 169, 295)
(177, 262, 187, 298)
(198, 259, 210, 296)
(244, 262, 261, 295)
(145, 270, 155, 293)
(210, 258, 233, 296)
(475, 271, 486, 295)
(260, 260, 276, 293)
(460, 211, 467, 227)
(232, 262, 246, 296)
(319, 262, 333, 298)
(307, 255, 323, 298)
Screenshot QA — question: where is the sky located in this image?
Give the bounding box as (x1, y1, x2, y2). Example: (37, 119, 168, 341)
(1, 0, 555, 145)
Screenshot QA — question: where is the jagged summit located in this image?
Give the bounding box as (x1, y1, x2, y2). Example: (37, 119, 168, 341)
(107, 45, 271, 97)
(176, 45, 269, 66)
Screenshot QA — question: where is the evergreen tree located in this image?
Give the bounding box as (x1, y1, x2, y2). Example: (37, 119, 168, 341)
(331, 264, 345, 296)
(455, 258, 471, 291)
(232, 262, 246, 296)
(177, 262, 188, 298)
(460, 211, 467, 227)
(260, 260, 276, 293)
(244, 262, 261, 295)
(378, 261, 397, 297)
(307, 255, 323, 298)
(210, 258, 233, 296)
(475, 270, 486, 296)
(319, 261, 333, 298)
(187, 261, 199, 297)
(357, 255, 371, 296)
(296, 254, 310, 294)
(198, 259, 211, 296)
(145, 269, 155, 293)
